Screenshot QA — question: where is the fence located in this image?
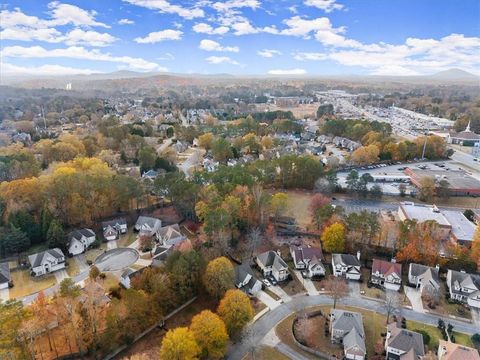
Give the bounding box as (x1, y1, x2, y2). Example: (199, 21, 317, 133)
(102, 296, 197, 360)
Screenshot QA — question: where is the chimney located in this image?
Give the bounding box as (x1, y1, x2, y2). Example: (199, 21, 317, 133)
(356, 251, 361, 261)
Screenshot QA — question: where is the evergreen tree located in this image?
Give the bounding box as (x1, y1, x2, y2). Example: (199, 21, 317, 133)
(47, 220, 65, 249)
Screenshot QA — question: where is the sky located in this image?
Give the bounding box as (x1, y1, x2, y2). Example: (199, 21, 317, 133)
(1, 0, 479, 77)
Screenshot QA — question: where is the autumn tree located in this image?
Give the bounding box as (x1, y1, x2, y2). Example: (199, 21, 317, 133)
(160, 327, 200, 360)
(198, 133, 214, 151)
(211, 137, 233, 163)
(217, 289, 254, 336)
(418, 176, 436, 202)
(203, 257, 234, 300)
(351, 145, 380, 165)
(321, 222, 346, 253)
(89, 266, 100, 281)
(320, 275, 348, 309)
(190, 310, 229, 359)
(0, 300, 30, 360)
(471, 226, 480, 270)
(270, 192, 288, 219)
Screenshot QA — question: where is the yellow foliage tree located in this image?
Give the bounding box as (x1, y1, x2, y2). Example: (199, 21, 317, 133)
(160, 327, 200, 360)
(351, 144, 380, 165)
(321, 222, 346, 253)
(198, 133, 214, 151)
(217, 289, 254, 336)
(190, 310, 229, 359)
(471, 225, 480, 270)
(203, 257, 234, 299)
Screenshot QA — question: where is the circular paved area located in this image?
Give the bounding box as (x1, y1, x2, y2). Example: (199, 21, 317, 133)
(94, 248, 139, 271)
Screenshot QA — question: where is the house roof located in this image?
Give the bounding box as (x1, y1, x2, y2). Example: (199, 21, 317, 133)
(448, 131, 480, 140)
(439, 340, 480, 360)
(372, 259, 402, 277)
(409, 263, 439, 284)
(399, 202, 450, 226)
(68, 228, 95, 242)
(0, 262, 10, 284)
(387, 323, 425, 357)
(257, 251, 288, 271)
(448, 270, 480, 295)
(290, 245, 324, 264)
(235, 264, 261, 292)
(28, 248, 65, 268)
(157, 224, 184, 241)
(331, 309, 365, 337)
(102, 218, 127, 230)
(343, 327, 366, 356)
(332, 253, 360, 267)
(442, 210, 476, 242)
(135, 216, 161, 229)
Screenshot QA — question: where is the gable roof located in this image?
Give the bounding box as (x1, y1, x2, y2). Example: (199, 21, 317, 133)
(343, 327, 366, 356)
(0, 262, 10, 284)
(387, 323, 425, 357)
(28, 248, 65, 268)
(157, 224, 184, 241)
(332, 253, 360, 267)
(448, 270, 480, 294)
(409, 263, 440, 283)
(331, 309, 365, 337)
(290, 245, 323, 265)
(257, 251, 288, 271)
(372, 259, 402, 277)
(235, 264, 261, 292)
(439, 340, 480, 360)
(68, 228, 95, 242)
(102, 218, 127, 230)
(135, 216, 161, 229)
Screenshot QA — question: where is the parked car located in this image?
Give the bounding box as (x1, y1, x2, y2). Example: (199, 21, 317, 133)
(268, 276, 278, 286)
(262, 279, 272, 287)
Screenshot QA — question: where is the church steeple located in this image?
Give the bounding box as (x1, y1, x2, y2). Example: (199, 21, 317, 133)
(465, 121, 471, 132)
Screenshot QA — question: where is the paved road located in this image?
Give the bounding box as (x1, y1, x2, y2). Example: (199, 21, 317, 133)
(450, 148, 480, 176)
(227, 294, 479, 360)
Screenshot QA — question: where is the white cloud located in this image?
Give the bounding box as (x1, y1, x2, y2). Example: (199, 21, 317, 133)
(268, 68, 307, 75)
(135, 29, 183, 43)
(47, 1, 110, 28)
(118, 18, 135, 25)
(304, 0, 344, 13)
(232, 21, 258, 35)
(1, 45, 166, 71)
(1, 62, 100, 76)
(212, 0, 260, 12)
(193, 23, 229, 35)
(123, 0, 204, 19)
(293, 52, 328, 61)
(257, 49, 281, 58)
(205, 56, 240, 65)
(157, 52, 175, 60)
(370, 65, 420, 76)
(199, 39, 239, 52)
(63, 29, 118, 46)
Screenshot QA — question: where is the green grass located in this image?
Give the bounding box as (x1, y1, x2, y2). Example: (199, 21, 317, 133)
(117, 229, 137, 247)
(9, 269, 57, 299)
(65, 258, 80, 277)
(243, 346, 291, 360)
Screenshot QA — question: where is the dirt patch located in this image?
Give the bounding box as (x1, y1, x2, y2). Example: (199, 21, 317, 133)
(143, 206, 183, 225)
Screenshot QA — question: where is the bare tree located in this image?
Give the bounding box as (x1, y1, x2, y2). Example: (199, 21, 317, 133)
(247, 227, 262, 258)
(384, 290, 400, 324)
(320, 275, 349, 309)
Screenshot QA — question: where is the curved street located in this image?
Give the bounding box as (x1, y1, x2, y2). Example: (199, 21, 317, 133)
(227, 294, 478, 360)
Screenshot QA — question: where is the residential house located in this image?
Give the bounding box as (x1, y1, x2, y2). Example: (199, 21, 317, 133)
(142, 169, 159, 181)
(67, 229, 96, 256)
(438, 340, 480, 360)
(156, 224, 187, 247)
(371, 259, 402, 291)
(120, 267, 146, 289)
(332, 253, 361, 280)
(330, 309, 366, 360)
(28, 248, 66, 276)
(446, 270, 480, 309)
(0, 263, 11, 289)
(235, 264, 262, 295)
(102, 218, 128, 241)
(151, 245, 172, 268)
(135, 216, 162, 237)
(256, 251, 289, 282)
(385, 323, 425, 360)
(290, 245, 325, 278)
(408, 263, 440, 293)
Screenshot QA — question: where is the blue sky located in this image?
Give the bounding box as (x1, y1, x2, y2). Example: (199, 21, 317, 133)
(1, 0, 479, 76)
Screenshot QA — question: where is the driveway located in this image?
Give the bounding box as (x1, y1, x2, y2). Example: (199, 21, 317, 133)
(0, 287, 10, 302)
(74, 254, 89, 273)
(256, 290, 281, 310)
(107, 240, 118, 250)
(54, 269, 69, 283)
(404, 286, 424, 313)
(348, 281, 360, 296)
(270, 285, 292, 302)
(471, 308, 480, 327)
(292, 270, 318, 296)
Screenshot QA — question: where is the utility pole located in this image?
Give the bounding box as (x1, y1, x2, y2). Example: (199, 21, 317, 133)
(421, 126, 429, 160)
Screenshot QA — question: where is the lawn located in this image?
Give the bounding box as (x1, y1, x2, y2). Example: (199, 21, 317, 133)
(280, 276, 306, 296)
(98, 272, 121, 292)
(252, 297, 267, 315)
(85, 247, 106, 264)
(275, 313, 319, 360)
(426, 283, 472, 320)
(117, 229, 137, 248)
(65, 258, 80, 277)
(360, 268, 386, 300)
(406, 320, 473, 351)
(264, 288, 281, 301)
(283, 190, 314, 229)
(9, 269, 57, 299)
(244, 346, 290, 360)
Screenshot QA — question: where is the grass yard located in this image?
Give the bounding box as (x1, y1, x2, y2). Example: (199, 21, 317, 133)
(360, 269, 386, 300)
(426, 283, 472, 320)
(280, 276, 306, 296)
(117, 229, 137, 248)
(283, 190, 314, 229)
(66, 258, 80, 277)
(99, 272, 121, 292)
(252, 297, 267, 315)
(9, 269, 57, 299)
(85, 247, 106, 264)
(264, 288, 281, 301)
(244, 346, 291, 360)
(406, 320, 473, 351)
(275, 313, 318, 360)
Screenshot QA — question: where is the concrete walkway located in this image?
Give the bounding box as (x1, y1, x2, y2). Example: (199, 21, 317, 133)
(107, 240, 118, 250)
(270, 285, 292, 302)
(256, 290, 281, 310)
(349, 281, 360, 295)
(134, 258, 152, 267)
(471, 308, 480, 327)
(292, 270, 318, 296)
(404, 286, 424, 313)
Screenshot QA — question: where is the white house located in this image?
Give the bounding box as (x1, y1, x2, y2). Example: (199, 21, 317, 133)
(408, 263, 440, 293)
(371, 259, 402, 291)
(235, 264, 262, 295)
(256, 250, 289, 282)
(446, 270, 480, 309)
(67, 229, 96, 256)
(28, 248, 66, 276)
(332, 253, 361, 281)
(290, 245, 325, 278)
(385, 323, 425, 360)
(0, 263, 11, 289)
(102, 218, 127, 241)
(156, 224, 187, 247)
(135, 216, 162, 237)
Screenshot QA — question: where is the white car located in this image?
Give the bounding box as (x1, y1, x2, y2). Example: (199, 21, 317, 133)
(262, 279, 272, 287)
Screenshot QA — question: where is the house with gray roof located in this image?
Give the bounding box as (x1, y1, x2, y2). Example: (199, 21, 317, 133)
(235, 264, 262, 295)
(102, 218, 127, 241)
(330, 309, 366, 360)
(28, 248, 66, 276)
(135, 216, 162, 237)
(0, 263, 12, 289)
(156, 224, 186, 247)
(256, 250, 289, 282)
(332, 252, 361, 280)
(408, 263, 440, 293)
(446, 269, 480, 309)
(67, 228, 96, 256)
(385, 323, 425, 360)
(290, 245, 325, 278)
